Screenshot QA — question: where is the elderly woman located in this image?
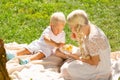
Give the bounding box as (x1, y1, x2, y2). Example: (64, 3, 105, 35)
(55, 9, 111, 80)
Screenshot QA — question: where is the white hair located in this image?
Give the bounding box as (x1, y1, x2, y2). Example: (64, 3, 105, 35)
(50, 12, 66, 25)
(67, 9, 89, 26)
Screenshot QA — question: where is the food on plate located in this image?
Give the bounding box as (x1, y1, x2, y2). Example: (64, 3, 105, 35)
(60, 44, 73, 54)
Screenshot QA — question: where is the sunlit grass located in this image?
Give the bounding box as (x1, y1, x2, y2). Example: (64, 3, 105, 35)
(0, 0, 120, 51)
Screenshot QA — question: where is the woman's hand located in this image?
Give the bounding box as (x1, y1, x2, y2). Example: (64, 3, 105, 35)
(66, 53, 80, 60)
(66, 53, 100, 66)
(79, 55, 100, 66)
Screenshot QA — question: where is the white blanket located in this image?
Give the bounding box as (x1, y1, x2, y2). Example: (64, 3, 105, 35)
(5, 42, 120, 80)
(6, 55, 64, 80)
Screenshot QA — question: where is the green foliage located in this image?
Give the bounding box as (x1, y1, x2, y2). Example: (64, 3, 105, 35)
(0, 0, 120, 51)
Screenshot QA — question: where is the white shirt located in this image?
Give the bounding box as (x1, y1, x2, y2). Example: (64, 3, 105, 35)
(61, 24, 111, 79)
(26, 26, 65, 57)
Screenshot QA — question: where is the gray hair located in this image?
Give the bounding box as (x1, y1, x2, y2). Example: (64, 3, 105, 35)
(50, 12, 66, 25)
(67, 9, 89, 26)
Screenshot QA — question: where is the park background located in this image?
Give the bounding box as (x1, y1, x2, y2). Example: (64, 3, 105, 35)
(0, 0, 120, 52)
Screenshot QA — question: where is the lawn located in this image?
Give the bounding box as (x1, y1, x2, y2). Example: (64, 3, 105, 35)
(0, 0, 120, 51)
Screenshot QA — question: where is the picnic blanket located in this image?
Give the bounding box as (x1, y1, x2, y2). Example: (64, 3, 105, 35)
(6, 55, 64, 80)
(5, 42, 64, 80)
(5, 42, 120, 80)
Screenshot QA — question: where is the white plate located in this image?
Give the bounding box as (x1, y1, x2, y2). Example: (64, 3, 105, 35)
(60, 44, 79, 54)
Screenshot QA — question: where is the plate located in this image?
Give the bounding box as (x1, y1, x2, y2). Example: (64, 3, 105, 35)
(60, 44, 79, 54)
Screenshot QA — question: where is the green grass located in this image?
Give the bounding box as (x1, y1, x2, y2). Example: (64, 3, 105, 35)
(0, 0, 120, 52)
